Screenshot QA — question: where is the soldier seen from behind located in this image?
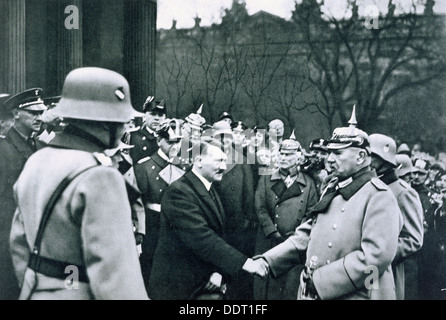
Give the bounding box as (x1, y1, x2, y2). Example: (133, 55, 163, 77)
(370, 133, 424, 300)
(9, 67, 148, 300)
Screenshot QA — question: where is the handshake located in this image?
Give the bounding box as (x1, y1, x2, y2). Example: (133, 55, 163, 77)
(242, 256, 270, 279)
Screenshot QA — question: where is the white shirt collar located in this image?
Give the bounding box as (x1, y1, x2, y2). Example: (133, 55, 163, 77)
(192, 168, 212, 191)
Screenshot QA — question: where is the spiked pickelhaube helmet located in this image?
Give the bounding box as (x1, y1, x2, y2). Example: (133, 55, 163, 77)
(326, 105, 371, 153)
(185, 104, 206, 130)
(279, 130, 302, 154)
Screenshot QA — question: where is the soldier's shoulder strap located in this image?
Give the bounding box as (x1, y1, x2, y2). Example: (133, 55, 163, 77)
(371, 177, 388, 191)
(137, 156, 151, 164)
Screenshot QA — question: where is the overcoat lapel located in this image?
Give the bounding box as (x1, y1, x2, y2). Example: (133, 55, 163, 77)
(184, 172, 225, 228)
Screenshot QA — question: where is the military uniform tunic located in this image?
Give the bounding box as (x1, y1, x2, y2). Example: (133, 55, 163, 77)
(128, 126, 159, 164)
(254, 169, 318, 300)
(134, 149, 186, 288)
(263, 168, 401, 300)
(9, 131, 148, 300)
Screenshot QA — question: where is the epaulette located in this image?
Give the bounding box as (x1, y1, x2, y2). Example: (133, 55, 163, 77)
(0, 135, 5, 139)
(93, 152, 113, 167)
(397, 179, 411, 190)
(371, 177, 388, 191)
(137, 156, 151, 164)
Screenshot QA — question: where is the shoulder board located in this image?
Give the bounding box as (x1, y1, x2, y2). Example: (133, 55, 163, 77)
(93, 152, 113, 167)
(137, 156, 151, 164)
(397, 179, 411, 190)
(371, 177, 388, 191)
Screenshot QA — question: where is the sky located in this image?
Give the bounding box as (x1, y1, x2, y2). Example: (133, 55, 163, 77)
(157, 0, 446, 29)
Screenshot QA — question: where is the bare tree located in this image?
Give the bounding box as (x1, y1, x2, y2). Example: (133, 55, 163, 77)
(292, 0, 446, 132)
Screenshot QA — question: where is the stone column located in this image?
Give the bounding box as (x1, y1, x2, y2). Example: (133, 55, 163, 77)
(46, 0, 83, 95)
(0, 0, 26, 94)
(124, 0, 157, 111)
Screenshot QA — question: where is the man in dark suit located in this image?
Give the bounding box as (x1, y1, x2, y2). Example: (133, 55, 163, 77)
(0, 88, 47, 300)
(148, 140, 269, 300)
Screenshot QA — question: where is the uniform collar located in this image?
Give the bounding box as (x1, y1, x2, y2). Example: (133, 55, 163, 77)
(337, 166, 376, 200)
(378, 168, 399, 185)
(49, 131, 106, 153)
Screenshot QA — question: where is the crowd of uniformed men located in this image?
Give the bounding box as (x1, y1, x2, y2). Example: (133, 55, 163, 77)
(0, 67, 445, 300)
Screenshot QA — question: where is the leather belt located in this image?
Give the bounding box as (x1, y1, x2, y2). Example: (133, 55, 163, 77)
(28, 254, 89, 283)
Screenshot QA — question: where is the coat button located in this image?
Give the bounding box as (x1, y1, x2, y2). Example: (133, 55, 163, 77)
(328, 242, 333, 248)
(341, 208, 345, 212)
(275, 214, 279, 218)
(142, 136, 146, 140)
(332, 224, 337, 230)
(156, 177, 159, 180)
(159, 189, 163, 192)
(274, 223, 278, 227)
(152, 166, 156, 170)
(326, 260, 331, 264)
(143, 146, 147, 151)
(276, 204, 280, 208)
(275, 196, 278, 200)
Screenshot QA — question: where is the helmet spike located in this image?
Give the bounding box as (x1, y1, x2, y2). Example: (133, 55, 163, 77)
(348, 105, 357, 128)
(197, 104, 203, 115)
(289, 129, 296, 140)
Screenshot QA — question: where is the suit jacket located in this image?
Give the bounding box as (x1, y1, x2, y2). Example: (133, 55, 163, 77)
(263, 169, 401, 300)
(0, 127, 41, 300)
(148, 171, 248, 300)
(9, 131, 148, 300)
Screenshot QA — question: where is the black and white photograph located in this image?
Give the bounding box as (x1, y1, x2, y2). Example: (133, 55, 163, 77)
(1, 0, 446, 306)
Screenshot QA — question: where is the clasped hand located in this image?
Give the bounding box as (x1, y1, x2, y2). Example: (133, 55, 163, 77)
(242, 257, 269, 279)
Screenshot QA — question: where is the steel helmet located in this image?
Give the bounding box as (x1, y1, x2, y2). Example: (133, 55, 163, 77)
(369, 133, 397, 166)
(53, 67, 135, 123)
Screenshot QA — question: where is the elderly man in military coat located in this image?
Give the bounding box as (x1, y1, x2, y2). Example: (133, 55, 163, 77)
(9, 68, 148, 300)
(147, 141, 268, 300)
(370, 134, 424, 300)
(259, 109, 401, 300)
(253, 134, 318, 300)
(0, 88, 47, 300)
(134, 118, 186, 290)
